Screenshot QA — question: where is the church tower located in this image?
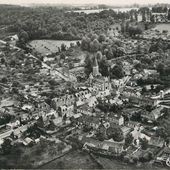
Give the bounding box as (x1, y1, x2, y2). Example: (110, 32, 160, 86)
(93, 56, 100, 77)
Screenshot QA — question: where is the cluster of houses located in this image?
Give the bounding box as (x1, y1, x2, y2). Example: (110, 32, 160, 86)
(51, 56, 112, 119)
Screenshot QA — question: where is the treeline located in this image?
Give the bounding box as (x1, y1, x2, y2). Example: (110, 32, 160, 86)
(81, 33, 125, 79)
(152, 6, 168, 13)
(0, 5, 141, 42)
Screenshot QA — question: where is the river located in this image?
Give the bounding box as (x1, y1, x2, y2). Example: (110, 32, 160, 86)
(70, 8, 139, 14)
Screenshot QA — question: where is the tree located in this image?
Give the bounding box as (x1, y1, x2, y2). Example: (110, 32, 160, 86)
(124, 133, 134, 148)
(168, 9, 170, 20)
(61, 43, 66, 52)
(157, 63, 164, 75)
(12, 81, 21, 87)
(98, 34, 106, 43)
(1, 138, 12, 155)
(1, 77, 8, 84)
(141, 87, 147, 94)
(18, 30, 29, 43)
(110, 64, 124, 79)
(106, 125, 124, 142)
(60, 53, 66, 60)
(156, 127, 168, 139)
(1, 57, 6, 64)
(151, 84, 154, 91)
(140, 138, 148, 150)
(96, 51, 103, 62)
(84, 55, 93, 76)
(57, 161, 65, 169)
(99, 59, 109, 77)
(11, 87, 19, 94)
(91, 34, 98, 41)
(90, 39, 100, 53)
(128, 26, 142, 37)
(81, 37, 90, 51)
(134, 63, 143, 71)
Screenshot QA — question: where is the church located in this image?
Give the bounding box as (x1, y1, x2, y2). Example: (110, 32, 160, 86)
(88, 56, 111, 98)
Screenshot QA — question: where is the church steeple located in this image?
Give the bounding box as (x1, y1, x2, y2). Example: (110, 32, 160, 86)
(93, 55, 98, 67)
(93, 56, 100, 77)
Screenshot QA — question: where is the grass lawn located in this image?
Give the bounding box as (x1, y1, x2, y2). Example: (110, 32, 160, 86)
(41, 150, 100, 169)
(0, 139, 70, 169)
(154, 24, 170, 33)
(29, 40, 77, 55)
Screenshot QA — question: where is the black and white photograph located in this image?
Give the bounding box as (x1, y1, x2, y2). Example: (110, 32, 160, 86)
(0, 0, 170, 169)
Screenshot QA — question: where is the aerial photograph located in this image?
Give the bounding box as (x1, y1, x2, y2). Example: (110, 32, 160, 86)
(0, 0, 170, 169)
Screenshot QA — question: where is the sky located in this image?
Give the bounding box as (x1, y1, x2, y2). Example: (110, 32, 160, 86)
(0, 0, 170, 5)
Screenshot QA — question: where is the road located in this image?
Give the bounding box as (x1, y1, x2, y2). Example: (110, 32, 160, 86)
(0, 124, 28, 140)
(28, 53, 77, 82)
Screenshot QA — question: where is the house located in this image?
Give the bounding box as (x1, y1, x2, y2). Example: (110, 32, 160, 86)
(127, 121, 141, 129)
(77, 105, 95, 116)
(141, 106, 164, 122)
(59, 105, 74, 117)
(121, 126, 132, 137)
(52, 117, 63, 127)
(6, 120, 20, 129)
(75, 90, 91, 106)
(21, 104, 34, 112)
(152, 12, 168, 22)
(122, 108, 142, 119)
(51, 94, 75, 110)
(156, 147, 170, 165)
(148, 137, 164, 148)
(103, 139, 124, 154)
(131, 127, 151, 142)
(108, 114, 124, 126)
(37, 101, 50, 113)
(37, 116, 50, 128)
(0, 139, 4, 148)
(22, 137, 34, 146)
(20, 114, 31, 123)
(70, 67, 85, 77)
(129, 96, 157, 107)
(83, 137, 124, 155)
(78, 115, 100, 129)
(87, 96, 98, 107)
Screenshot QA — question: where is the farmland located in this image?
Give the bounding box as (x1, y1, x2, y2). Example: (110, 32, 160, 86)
(29, 40, 77, 55)
(154, 24, 170, 33)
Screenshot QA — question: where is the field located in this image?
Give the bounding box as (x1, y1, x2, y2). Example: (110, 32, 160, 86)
(29, 40, 77, 55)
(41, 150, 100, 169)
(41, 150, 168, 170)
(154, 24, 170, 33)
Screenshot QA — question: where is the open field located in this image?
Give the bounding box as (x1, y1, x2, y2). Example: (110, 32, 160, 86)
(154, 24, 170, 33)
(29, 40, 77, 55)
(41, 150, 100, 169)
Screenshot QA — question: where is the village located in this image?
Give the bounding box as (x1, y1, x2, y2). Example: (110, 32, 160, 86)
(0, 4, 170, 169)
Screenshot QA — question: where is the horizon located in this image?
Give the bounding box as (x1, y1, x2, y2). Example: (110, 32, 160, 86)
(0, 0, 170, 6)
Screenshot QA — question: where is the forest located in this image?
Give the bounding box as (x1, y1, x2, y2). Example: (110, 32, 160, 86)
(0, 5, 144, 41)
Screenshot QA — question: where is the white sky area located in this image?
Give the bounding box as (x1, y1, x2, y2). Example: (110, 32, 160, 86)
(0, 0, 170, 5)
